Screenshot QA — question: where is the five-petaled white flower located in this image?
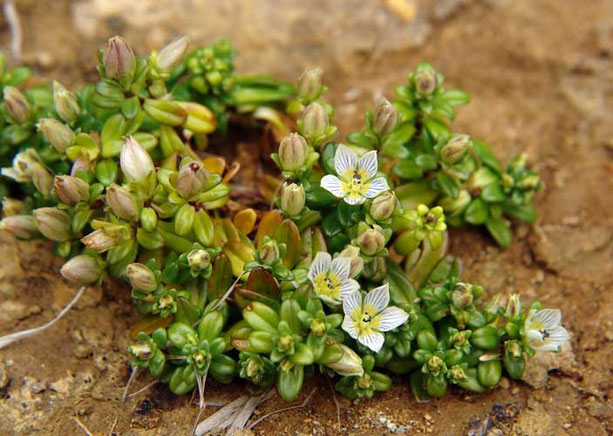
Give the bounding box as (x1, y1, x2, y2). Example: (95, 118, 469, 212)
(341, 283, 409, 353)
(321, 145, 389, 205)
(524, 309, 570, 352)
(308, 252, 360, 305)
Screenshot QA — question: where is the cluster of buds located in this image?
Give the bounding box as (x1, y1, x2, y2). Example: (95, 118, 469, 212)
(0, 39, 569, 408)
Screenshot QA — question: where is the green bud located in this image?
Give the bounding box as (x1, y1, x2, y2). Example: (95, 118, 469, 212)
(143, 99, 187, 126)
(175, 159, 209, 199)
(126, 262, 158, 293)
(178, 102, 216, 133)
(451, 282, 473, 309)
(187, 249, 210, 270)
(103, 36, 136, 82)
(81, 228, 118, 253)
(129, 341, 153, 360)
(278, 133, 308, 171)
(361, 256, 387, 282)
(517, 174, 540, 190)
(60, 254, 102, 285)
(471, 326, 500, 350)
(339, 245, 364, 278)
(155, 36, 190, 74)
(310, 319, 326, 337)
(440, 134, 470, 164)
(297, 68, 322, 102)
(414, 67, 437, 97)
(355, 225, 386, 256)
(279, 183, 305, 216)
(140, 207, 158, 232)
(0, 215, 38, 239)
(3, 86, 32, 124)
(120, 136, 154, 182)
(106, 184, 139, 221)
(302, 102, 328, 140)
(326, 344, 364, 377)
(33, 207, 71, 242)
(372, 97, 397, 136)
(427, 355, 444, 373)
(54, 175, 89, 205)
(38, 118, 75, 152)
(449, 365, 467, 383)
(478, 360, 502, 388)
(277, 335, 295, 353)
(370, 191, 396, 221)
(53, 81, 81, 123)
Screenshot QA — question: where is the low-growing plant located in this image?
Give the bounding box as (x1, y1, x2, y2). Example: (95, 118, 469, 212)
(0, 35, 567, 418)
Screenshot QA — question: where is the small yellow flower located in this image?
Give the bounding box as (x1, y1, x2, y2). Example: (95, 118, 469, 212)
(308, 252, 359, 305)
(341, 283, 409, 353)
(321, 145, 389, 205)
(524, 309, 569, 352)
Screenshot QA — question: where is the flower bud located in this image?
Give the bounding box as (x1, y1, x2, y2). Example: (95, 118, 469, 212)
(38, 118, 75, 152)
(54, 175, 89, 205)
(2, 198, 26, 216)
(427, 355, 444, 373)
(310, 319, 327, 337)
(30, 163, 54, 199)
(81, 229, 117, 253)
(372, 97, 397, 136)
(33, 207, 71, 242)
(175, 160, 208, 199)
(103, 36, 136, 82)
(517, 174, 540, 190)
(278, 133, 308, 171)
(302, 102, 328, 139)
(260, 240, 280, 265)
(187, 249, 210, 271)
(105, 184, 139, 221)
(339, 245, 364, 278)
(245, 356, 265, 380)
(414, 67, 437, 97)
(129, 342, 153, 360)
(449, 365, 467, 383)
(326, 344, 364, 377)
(361, 256, 387, 281)
(3, 86, 31, 124)
(296, 68, 322, 102)
(451, 282, 474, 309)
(0, 215, 38, 239)
(156, 36, 190, 73)
(120, 136, 154, 182)
(505, 294, 522, 319)
(279, 183, 305, 216)
(53, 81, 81, 123)
(60, 254, 102, 285)
(70, 157, 91, 177)
(355, 226, 386, 256)
(505, 340, 523, 358)
(441, 134, 470, 164)
(370, 191, 396, 221)
(126, 263, 158, 293)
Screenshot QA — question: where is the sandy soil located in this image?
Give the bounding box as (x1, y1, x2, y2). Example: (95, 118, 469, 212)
(0, 0, 612, 434)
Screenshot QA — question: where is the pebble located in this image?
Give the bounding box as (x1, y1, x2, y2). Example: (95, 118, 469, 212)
(563, 423, 572, 429)
(0, 361, 9, 389)
(499, 377, 510, 389)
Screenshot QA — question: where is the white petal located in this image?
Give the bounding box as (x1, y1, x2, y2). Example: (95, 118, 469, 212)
(358, 331, 385, 353)
(341, 315, 358, 339)
(364, 177, 389, 198)
(343, 291, 362, 316)
(339, 278, 360, 300)
(547, 326, 570, 346)
(358, 150, 378, 178)
(330, 256, 351, 280)
(535, 309, 562, 329)
(308, 251, 331, 282)
(343, 195, 365, 205)
(378, 307, 409, 332)
(334, 144, 358, 176)
(364, 283, 390, 313)
(321, 175, 344, 198)
(1, 168, 18, 181)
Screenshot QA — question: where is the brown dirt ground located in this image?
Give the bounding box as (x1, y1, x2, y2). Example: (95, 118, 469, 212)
(0, 0, 612, 434)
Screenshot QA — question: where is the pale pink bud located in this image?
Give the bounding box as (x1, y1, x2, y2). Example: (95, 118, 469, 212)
(103, 36, 136, 81)
(60, 255, 102, 285)
(0, 215, 38, 239)
(120, 136, 154, 182)
(54, 175, 90, 205)
(105, 184, 139, 221)
(33, 207, 71, 242)
(175, 159, 208, 199)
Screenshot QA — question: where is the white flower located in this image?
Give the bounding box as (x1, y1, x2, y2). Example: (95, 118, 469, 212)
(524, 309, 570, 352)
(308, 252, 359, 305)
(321, 145, 389, 205)
(341, 283, 409, 353)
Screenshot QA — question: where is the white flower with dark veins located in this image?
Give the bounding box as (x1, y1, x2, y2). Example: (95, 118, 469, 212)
(341, 283, 409, 353)
(308, 252, 359, 305)
(524, 309, 570, 352)
(321, 145, 389, 205)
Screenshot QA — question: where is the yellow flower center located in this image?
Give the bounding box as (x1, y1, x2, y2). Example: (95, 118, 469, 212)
(314, 273, 342, 299)
(341, 169, 371, 200)
(351, 304, 381, 338)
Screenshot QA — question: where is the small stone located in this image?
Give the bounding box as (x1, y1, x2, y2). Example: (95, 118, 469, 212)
(0, 361, 9, 389)
(0, 301, 42, 324)
(424, 413, 433, 422)
(379, 417, 388, 424)
(563, 423, 572, 429)
(499, 377, 510, 389)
